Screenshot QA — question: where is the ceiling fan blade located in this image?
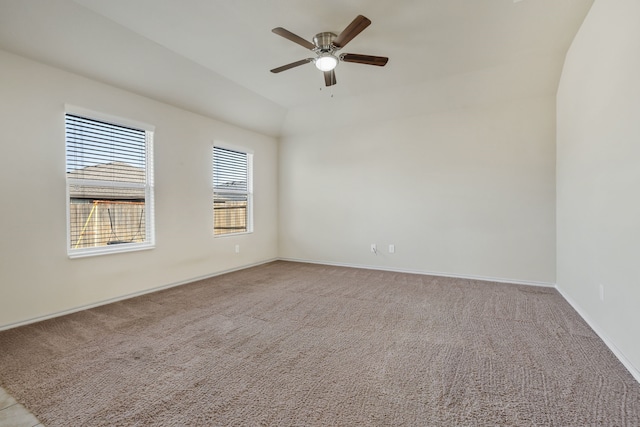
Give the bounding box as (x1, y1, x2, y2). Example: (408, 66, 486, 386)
(272, 27, 316, 50)
(270, 58, 314, 73)
(341, 53, 388, 66)
(333, 15, 371, 48)
(324, 70, 336, 86)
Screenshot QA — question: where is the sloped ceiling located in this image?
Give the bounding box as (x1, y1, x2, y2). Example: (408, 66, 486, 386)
(0, 0, 593, 137)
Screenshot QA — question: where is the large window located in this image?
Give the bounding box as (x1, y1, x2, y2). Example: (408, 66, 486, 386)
(213, 146, 253, 236)
(65, 110, 154, 257)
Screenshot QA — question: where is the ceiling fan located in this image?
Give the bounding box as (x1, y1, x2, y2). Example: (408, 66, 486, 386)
(270, 15, 389, 87)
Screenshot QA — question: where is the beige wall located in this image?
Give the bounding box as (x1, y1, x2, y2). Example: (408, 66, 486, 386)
(0, 50, 279, 328)
(557, 0, 640, 377)
(279, 60, 558, 285)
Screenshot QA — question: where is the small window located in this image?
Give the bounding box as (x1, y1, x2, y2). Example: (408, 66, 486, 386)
(213, 146, 253, 236)
(65, 111, 154, 257)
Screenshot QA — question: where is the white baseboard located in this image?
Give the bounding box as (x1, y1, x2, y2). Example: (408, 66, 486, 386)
(277, 257, 556, 288)
(0, 258, 277, 332)
(555, 286, 640, 384)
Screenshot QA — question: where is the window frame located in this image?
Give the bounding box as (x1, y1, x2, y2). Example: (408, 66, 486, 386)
(65, 105, 155, 258)
(213, 142, 254, 237)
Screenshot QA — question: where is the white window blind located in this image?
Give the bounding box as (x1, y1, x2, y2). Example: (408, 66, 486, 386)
(65, 113, 154, 256)
(213, 146, 252, 235)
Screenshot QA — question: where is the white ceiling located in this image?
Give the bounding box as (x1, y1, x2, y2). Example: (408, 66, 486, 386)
(0, 0, 593, 136)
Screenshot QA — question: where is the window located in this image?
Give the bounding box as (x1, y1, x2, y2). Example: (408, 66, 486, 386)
(213, 146, 253, 236)
(65, 110, 154, 257)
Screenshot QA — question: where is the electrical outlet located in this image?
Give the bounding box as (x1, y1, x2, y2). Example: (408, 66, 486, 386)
(235, 244, 240, 254)
(599, 284, 605, 301)
(388, 244, 395, 254)
(370, 243, 377, 254)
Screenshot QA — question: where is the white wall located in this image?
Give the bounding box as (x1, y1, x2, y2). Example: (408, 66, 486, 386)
(279, 59, 558, 285)
(0, 50, 278, 329)
(557, 0, 640, 377)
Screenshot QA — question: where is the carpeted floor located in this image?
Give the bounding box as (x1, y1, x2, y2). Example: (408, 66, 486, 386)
(0, 261, 638, 426)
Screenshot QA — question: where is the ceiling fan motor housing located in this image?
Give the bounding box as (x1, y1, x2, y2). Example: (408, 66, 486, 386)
(313, 32, 337, 52)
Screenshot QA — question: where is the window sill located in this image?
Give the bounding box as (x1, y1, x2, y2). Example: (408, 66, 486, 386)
(214, 231, 253, 238)
(68, 243, 155, 259)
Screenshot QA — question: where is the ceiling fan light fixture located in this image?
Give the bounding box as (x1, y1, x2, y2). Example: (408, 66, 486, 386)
(315, 54, 338, 71)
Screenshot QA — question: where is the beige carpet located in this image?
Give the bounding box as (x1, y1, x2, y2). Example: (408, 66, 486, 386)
(0, 261, 638, 426)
